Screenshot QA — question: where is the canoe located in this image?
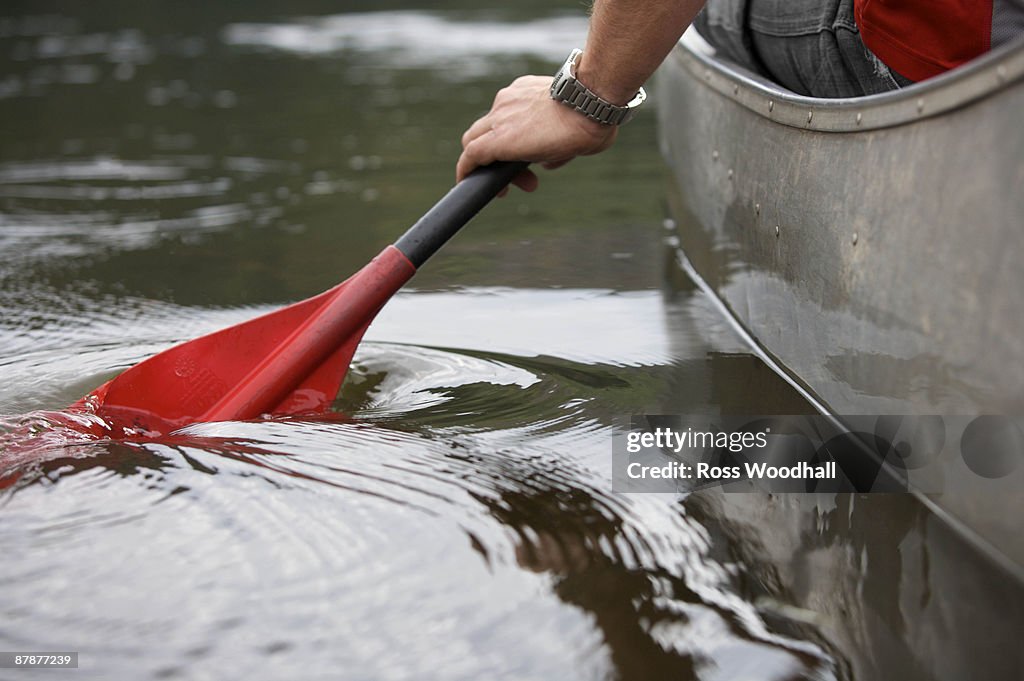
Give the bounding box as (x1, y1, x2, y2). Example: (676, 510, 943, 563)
(655, 28, 1024, 678)
(656, 31, 1024, 574)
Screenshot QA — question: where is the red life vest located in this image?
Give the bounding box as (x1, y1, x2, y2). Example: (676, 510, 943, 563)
(854, 0, 992, 81)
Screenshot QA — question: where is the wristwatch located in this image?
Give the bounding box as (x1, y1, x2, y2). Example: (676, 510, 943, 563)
(550, 48, 647, 126)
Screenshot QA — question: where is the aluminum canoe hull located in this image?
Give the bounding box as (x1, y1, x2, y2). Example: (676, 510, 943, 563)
(656, 31, 1024, 574)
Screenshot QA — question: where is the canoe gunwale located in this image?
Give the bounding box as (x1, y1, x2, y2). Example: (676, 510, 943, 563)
(673, 28, 1024, 132)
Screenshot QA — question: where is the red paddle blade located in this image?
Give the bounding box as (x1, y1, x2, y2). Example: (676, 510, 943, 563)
(71, 246, 416, 435)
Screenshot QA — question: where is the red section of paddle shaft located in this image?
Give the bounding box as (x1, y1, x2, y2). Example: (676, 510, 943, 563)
(200, 245, 416, 422)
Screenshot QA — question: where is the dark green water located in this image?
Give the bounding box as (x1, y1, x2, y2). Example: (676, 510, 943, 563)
(1, 3, 1018, 680)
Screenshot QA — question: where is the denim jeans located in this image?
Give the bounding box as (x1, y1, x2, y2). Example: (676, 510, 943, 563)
(694, 0, 912, 98)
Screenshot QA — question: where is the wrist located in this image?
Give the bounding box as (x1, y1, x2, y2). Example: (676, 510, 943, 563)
(575, 55, 639, 106)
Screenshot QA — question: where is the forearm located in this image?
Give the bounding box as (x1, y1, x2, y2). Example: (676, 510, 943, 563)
(578, 0, 706, 104)
(456, 0, 702, 187)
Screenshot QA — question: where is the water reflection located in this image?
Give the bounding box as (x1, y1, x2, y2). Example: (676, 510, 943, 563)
(0, 264, 841, 680)
(1, 324, 839, 679)
(223, 12, 588, 74)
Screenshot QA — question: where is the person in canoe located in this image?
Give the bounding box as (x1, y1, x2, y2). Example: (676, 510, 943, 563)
(457, 0, 1024, 192)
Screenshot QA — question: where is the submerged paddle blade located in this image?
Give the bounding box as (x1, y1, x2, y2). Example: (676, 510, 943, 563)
(74, 246, 416, 434)
(77, 287, 340, 433)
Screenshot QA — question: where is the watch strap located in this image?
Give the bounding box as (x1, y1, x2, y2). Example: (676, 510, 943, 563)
(549, 49, 646, 126)
(551, 77, 637, 126)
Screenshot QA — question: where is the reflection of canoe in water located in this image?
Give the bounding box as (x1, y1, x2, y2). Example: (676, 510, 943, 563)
(657, 28, 1024, 676)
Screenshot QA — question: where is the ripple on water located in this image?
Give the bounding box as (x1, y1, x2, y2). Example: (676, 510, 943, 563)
(0, 285, 835, 679)
(1, 327, 835, 679)
(0, 154, 288, 268)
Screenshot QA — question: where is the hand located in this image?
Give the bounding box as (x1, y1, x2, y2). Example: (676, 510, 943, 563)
(457, 76, 618, 193)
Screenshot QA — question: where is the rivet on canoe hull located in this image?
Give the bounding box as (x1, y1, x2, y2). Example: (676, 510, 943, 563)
(916, 97, 925, 114)
(755, 203, 761, 216)
(852, 232, 858, 245)
(807, 111, 813, 125)
(712, 150, 719, 161)
(768, 100, 774, 112)
(727, 169, 734, 180)
(855, 112, 863, 125)
(733, 84, 739, 95)
(705, 70, 712, 81)
(775, 225, 780, 238)
(998, 65, 1008, 82)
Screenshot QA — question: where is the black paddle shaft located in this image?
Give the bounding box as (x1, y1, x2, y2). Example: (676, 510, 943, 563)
(394, 161, 530, 267)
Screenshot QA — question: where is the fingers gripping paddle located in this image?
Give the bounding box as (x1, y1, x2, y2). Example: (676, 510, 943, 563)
(71, 161, 529, 436)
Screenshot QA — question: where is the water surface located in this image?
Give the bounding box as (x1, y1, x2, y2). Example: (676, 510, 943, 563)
(1, 3, 1017, 680)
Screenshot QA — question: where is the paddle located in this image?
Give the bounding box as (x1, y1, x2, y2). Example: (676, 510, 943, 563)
(69, 161, 530, 438)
